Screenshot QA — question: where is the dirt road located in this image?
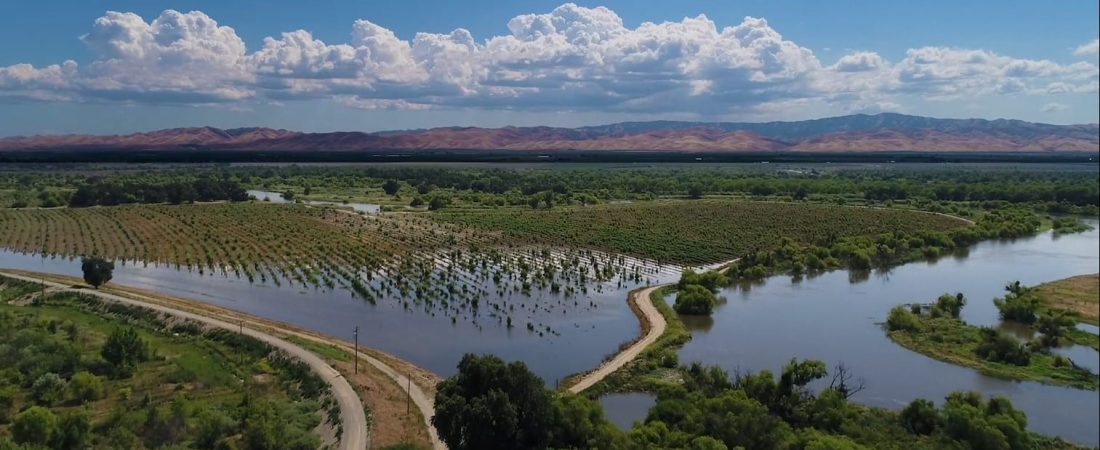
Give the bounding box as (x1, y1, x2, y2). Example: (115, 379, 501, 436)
(567, 284, 667, 394)
(0, 270, 421, 450)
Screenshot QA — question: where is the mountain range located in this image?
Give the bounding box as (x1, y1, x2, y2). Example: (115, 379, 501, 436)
(1, 113, 1096, 153)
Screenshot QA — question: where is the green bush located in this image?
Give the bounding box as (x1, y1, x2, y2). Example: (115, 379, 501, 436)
(30, 373, 66, 406)
(886, 306, 920, 332)
(67, 371, 105, 404)
(674, 285, 718, 316)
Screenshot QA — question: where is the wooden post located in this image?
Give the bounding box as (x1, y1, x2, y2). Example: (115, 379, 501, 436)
(353, 326, 359, 374)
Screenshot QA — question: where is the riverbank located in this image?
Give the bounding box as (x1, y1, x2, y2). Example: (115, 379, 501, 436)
(0, 269, 444, 450)
(563, 286, 690, 396)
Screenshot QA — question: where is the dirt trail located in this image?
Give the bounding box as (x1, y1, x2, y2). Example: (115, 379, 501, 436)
(0, 270, 445, 450)
(566, 258, 738, 394)
(567, 284, 667, 393)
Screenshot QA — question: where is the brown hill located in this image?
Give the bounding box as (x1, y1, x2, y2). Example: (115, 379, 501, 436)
(1, 114, 1095, 153)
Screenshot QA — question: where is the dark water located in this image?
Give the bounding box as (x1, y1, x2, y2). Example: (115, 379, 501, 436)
(678, 221, 1100, 445)
(0, 247, 679, 386)
(599, 392, 656, 430)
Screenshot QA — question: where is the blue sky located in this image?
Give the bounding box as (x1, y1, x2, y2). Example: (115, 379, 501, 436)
(0, 1, 1096, 135)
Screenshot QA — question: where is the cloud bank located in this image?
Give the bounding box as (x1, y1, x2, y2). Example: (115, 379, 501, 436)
(1, 4, 1097, 117)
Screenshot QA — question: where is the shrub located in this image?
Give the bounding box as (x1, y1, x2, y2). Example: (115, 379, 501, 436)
(933, 293, 966, 318)
(901, 398, 939, 435)
(674, 285, 718, 316)
(886, 306, 920, 332)
(975, 328, 1030, 366)
(67, 371, 105, 403)
(31, 373, 66, 406)
(12, 406, 58, 446)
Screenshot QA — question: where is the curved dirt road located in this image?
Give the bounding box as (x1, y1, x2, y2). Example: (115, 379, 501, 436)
(0, 271, 370, 450)
(567, 284, 667, 393)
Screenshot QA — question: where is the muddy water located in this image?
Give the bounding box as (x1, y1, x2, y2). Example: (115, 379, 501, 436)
(678, 221, 1100, 445)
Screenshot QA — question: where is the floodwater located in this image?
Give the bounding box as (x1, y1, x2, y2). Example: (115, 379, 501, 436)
(678, 220, 1100, 445)
(247, 189, 381, 213)
(0, 245, 679, 386)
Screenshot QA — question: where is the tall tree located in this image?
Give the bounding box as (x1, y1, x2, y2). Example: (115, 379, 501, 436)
(433, 354, 552, 450)
(80, 256, 114, 289)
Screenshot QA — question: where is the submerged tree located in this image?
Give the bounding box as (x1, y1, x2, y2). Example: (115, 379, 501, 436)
(80, 256, 114, 289)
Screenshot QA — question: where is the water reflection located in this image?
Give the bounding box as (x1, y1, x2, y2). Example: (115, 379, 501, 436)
(679, 221, 1100, 445)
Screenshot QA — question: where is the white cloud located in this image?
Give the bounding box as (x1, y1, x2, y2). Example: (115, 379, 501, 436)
(0, 4, 1096, 117)
(1075, 39, 1099, 56)
(1040, 102, 1069, 113)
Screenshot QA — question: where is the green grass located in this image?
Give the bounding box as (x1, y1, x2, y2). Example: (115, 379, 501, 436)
(887, 315, 1098, 390)
(0, 282, 325, 448)
(435, 200, 969, 265)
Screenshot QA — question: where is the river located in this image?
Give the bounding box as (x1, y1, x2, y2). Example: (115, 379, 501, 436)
(674, 220, 1099, 445)
(2, 216, 1097, 444)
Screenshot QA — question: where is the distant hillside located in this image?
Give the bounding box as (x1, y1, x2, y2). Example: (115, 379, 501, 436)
(1, 113, 1096, 152)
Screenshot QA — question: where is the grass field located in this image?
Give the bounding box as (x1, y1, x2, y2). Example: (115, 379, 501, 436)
(1035, 274, 1099, 325)
(0, 279, 327, 448)
(435, 200, 971, 264)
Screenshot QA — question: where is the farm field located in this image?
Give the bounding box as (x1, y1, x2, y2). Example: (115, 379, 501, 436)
(434, 200, 972, 265)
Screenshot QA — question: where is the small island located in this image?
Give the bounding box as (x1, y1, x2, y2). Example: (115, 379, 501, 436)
(885, 279, 1099, 390)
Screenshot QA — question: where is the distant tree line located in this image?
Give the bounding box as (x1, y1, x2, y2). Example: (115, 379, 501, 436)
(68, 178, 249, 207)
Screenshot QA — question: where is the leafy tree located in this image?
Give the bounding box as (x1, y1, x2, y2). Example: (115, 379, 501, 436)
(11, 406, 58, 446)
(194, 408, 237, 449)
(549, 394, 621, 449)
(1036, 312, 1075, 348)
(900, 398, 939, 435)
(687, 185, 704, 199)
(0, 385, 17, 424)
(31, 373, 66, 406)
(433, 354, 553, 450)
(383, 179, 401, 196)
(67, 371, 105, 403)
(54, 411, 91, 450)
(678, 270, 729, 293)
(932, 293, 966, 318)
(429, 196, 449, 211)
(975, 328, 1030, 366)
(674, 285, 718, 315)
(886, 306, 920, 332)
(80, 256, 114, 289)
(993, 282, 1039, 323)
(101, 327, 149, 377)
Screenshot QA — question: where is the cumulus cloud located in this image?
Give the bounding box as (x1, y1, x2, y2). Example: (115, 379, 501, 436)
(1075, 39, 1099, 56)
(0, 4, 1097, 116)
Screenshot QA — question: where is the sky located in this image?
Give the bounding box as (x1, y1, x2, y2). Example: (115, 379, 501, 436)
(0, 0, 1096, 136)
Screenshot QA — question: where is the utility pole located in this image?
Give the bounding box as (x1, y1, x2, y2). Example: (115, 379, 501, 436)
(406, 372, 412, 416)
(353, 325, 359, 374)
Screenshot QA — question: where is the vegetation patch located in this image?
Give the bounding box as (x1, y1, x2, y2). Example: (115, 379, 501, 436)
(1034, 274, 1099, 326)
(0, 278, 328, 449)
(885, 288, 1099, 390)
(435, 200, 970, 265)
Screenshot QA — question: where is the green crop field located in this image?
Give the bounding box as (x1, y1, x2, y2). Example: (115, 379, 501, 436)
(434, 200, 971, 264)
